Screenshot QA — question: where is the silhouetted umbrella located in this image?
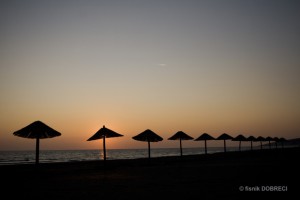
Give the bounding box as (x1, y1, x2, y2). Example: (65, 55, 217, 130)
(194, 133, 215, 154)
(279, 137, 287, 149)
(265, 136, 273, 149)
(168, 131, 193, 156)
(87, 125, 123, 162)
(273, 137, 279, 149)
(232, 134, 247, 151)
(217, 133, 233, 153)
(247, 136, 256, 151)
(132, 129, 163, 159)
(13, 121, 61, 165)
(256, 136, 266, 150)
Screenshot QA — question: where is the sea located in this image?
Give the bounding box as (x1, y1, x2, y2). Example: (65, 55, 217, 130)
(0, 146, 259, 165)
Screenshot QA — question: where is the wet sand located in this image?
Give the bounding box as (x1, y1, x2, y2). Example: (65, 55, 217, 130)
(1, 147, 299, 199)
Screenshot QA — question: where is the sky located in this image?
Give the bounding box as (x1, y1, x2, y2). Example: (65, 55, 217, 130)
(0, 0, 299, 151)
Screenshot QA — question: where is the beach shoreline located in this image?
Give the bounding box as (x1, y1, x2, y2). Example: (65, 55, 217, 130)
(1, 147, 299, 199)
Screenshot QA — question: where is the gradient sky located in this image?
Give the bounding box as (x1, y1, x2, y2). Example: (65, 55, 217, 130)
(1, 0, 299, 150)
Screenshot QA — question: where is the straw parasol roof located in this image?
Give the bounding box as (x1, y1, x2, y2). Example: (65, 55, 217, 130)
(265, 136, 273, 141)
(87, 125, 123, 162)
(195, 133, 215, 141)
(132, 129, 163, 142)
(168, 131, 194, 156)
(168, 131, 193, 140)
(247, 136, 256, 141)
(194, 133, 215, 154)
(232, 134, 247, 151)
(13, 121, 61, 165)
(217, 133, 233, 140)
(232, 134, 247, 141)
(87, 126, 123, 141)
(132, 129, 163, 159)
(13, 121, 61, 139)
(279, 137, 286, 142)
(256, 136, 266, 141)
(216, 133, 233, 153)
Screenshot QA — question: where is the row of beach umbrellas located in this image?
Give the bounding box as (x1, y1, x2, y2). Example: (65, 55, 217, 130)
(13, 121, 287, 165)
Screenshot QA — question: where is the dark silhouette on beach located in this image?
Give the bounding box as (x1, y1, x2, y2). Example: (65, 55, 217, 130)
(13, 121, 61, 165)
(247, 136, 256, 151)
(279, 137, 287, 149)
(273, 137, 279, 149)
(217, 133, 233, 153)
(256, 136, 266, 150)
(194, 133, 215, 154)
(266, 136, 273, 149)
(232, 134, 247, 151)
(132, 129, 163, 159)
(87, 125, 123, 162)
(168, 131, 194, 156)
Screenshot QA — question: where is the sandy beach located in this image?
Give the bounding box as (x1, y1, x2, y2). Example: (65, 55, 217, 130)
(1, 147, 298, 199)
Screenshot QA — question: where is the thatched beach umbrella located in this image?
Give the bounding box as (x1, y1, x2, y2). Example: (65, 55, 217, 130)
(279, 137, 287, 149)
(256, 136, 266, 150)
(247, 136, 256, 151)
(194, 133, 215, 154)
(273, 137, 279, 149)
(87, 125, 123, 162)
(265, 136, 273, 149)
(13, 121, 61, 165)
(216, 133, 233, 153)
(232, 134, 247, 152)
(132, 129, 163, 159)
(168, 131, 193, 156)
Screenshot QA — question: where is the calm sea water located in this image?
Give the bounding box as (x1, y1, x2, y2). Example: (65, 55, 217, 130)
(0, 146, 258, 165)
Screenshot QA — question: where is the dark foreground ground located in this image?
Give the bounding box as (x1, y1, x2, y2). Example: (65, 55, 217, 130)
(1, 147, 299, 200)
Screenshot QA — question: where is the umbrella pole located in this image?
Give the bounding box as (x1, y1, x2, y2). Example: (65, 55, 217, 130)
(224, 140, 226, 153)
(250, 141, 253, 151)
(36, 137, 39, 165)
(260, 141, 262, 150)
(239, 141, 241, 152)
(148, 140, 151, 159)
(180, 138, 182, 157)
(204, 140, 207, 155)
(268, 141, 271, 149)
(103, 135, 106, 162)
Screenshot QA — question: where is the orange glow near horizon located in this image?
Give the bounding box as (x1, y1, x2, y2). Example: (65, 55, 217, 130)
(0, 117, 298, 151)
